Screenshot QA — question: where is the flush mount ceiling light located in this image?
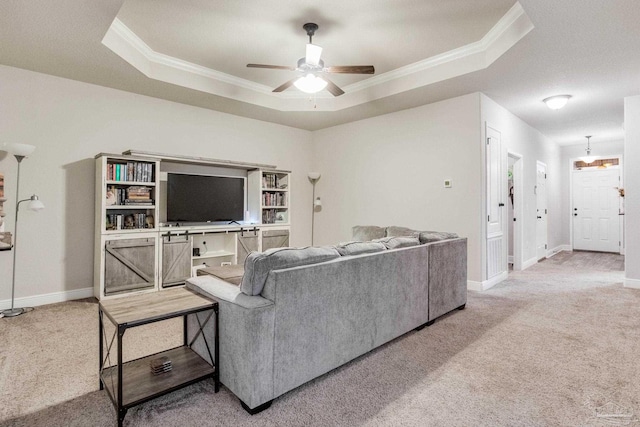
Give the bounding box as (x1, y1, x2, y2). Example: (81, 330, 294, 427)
(579, 135, 597, 164)
(543, 94, 572, 110)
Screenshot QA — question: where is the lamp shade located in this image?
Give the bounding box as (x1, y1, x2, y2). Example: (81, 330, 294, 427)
(28, 198, 45, 212)
(4, 143, 36, 157)
(294, 74, 328, 94)
(308, 172, 321, 181)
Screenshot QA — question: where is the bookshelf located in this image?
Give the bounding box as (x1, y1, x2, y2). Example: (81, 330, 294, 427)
(248, 170, 290, 225)
(95, 154, 161, 299)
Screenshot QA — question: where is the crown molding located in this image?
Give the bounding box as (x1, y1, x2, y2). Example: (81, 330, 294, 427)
(102, 2, 533, 112)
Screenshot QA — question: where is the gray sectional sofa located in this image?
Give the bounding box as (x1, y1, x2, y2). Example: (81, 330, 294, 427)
(186, 226, 467, 413)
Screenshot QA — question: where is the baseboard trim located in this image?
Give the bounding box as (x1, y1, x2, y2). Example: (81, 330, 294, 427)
(624, 278, 640, 289)
(0, 287, 94, 310)
(467, 271, 508, 292)
(522, 256, 538, 270)
(546, 245, 571, 258)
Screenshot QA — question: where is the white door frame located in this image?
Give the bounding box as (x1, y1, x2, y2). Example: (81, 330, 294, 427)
(536, 161, 548, 260)
(508, 151, 524, 271)
(569, 154, 624, 253)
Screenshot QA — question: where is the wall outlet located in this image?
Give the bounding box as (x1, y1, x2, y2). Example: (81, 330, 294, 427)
(444, 179, 452, 188)
(221, 261, 232, 266)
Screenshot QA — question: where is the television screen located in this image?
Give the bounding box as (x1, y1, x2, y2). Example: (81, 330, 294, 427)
(167, 173, 245, 223)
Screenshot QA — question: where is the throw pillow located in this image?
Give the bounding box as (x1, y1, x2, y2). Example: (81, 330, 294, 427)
(335, 241, 387, 256)
(352, 225, 386, 241)
(374, 236, 421, 249)
(418, 231, 459, 244)
(385, 226, 420, 237)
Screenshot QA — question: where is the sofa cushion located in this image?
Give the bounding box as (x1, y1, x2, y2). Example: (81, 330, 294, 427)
(352, 225, 386, 241)
(335, 241, 387, 256)
(374, 236, 421, 249)
(240, 246, 341, 296)
(385, 226, 420, 238)
(418, 231, 459, 244)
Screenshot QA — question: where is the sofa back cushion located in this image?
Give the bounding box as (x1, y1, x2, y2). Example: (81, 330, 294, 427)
(241, 246, 341, 296)
(374, 236, 421, 249)
(419, 231, 459, 244)
(335, 241, 387, 256)
(352, 225, 386, 241)
(385, 226, 420, 238)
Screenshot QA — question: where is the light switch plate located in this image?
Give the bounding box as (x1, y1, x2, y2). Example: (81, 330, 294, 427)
(444, 179, 452, 188)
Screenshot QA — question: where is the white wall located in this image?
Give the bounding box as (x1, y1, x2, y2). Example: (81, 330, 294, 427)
(0, 65, 313, 303)
(624, 96, 640, 288)
(559, 139, 625, 247)
(480, 94, 563, 268)
(311, 93, 483, 282)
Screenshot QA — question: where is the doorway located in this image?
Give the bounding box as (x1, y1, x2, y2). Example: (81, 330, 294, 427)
(536, 161, 548, 260)
(572, 161, 621, 253)
(507, 152, 523, 270)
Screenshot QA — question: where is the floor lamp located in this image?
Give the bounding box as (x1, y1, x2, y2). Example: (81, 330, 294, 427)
(308, 172, 321, 246)
(1, 143, 45, 318)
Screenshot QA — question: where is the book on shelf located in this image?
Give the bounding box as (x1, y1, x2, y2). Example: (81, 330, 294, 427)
(124, 199, 154, 206)
(107, 161, 154, 182)
(106, 213, 154, 230)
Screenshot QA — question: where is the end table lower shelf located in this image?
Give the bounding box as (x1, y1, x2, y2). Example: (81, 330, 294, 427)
(101, 346, 214, 408)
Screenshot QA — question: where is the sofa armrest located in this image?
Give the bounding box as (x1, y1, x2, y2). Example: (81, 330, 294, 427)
(187, 275, 273, 308)
(428, 237, 467, 321)
(186, 276, 276, 410)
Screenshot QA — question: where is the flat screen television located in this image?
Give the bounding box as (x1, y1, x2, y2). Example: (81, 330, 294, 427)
(166, 173, 245, 224)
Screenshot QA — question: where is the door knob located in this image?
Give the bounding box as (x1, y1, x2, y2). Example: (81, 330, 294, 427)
(574, 208, 578, 211)
(498, 203, 505, 207)
(573, 213, 577, 216)
(537, 216, 542, 219)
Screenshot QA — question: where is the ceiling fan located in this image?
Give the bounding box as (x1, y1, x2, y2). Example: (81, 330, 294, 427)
(247, 23, 375, 96)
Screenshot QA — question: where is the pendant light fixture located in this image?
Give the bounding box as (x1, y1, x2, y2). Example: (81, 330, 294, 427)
(579, 135, 597, 164)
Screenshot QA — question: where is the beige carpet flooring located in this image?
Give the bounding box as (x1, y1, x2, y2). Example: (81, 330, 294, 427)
(1, 251, 638, 426)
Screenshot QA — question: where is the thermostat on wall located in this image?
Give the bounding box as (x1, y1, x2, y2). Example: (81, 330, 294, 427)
(444, 179, 452, 188)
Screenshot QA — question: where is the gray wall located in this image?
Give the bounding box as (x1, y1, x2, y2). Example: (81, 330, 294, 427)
(0, 65, 313, 302)
(624, 96, 640, 287)
(311, 93, 484, 282)
(480, 94, 563, 267)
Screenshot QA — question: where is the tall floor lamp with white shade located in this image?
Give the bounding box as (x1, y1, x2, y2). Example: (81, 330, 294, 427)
(1, 143, 45, 318)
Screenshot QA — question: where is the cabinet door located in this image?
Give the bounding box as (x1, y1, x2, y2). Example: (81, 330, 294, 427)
(104, 238, 156, 295)
(162, 236, 192, 288)
(262, 229, 290, 251)
(237, 231, 259, 265)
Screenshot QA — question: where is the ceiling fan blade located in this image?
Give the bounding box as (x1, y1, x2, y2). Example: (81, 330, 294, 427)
(273, 79, 297, 93)
(326, 65, 375, 74)
(305, 44, 323, 66)
(247, 64, 296, 71)
(323, 77, 345, 97)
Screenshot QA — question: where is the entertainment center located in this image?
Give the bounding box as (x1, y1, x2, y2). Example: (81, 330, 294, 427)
(94, 151, 291, 300)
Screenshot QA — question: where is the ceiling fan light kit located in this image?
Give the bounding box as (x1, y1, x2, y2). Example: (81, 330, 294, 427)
(247, 23, 375, 96)
(294, 74, 328, 94)
(543, 94, 572, 110)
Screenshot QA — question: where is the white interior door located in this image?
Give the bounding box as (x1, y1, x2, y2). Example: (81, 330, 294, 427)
(486, 125, 506, 279)
(573, 169, 620, 252)
(536, 162, 548, 260)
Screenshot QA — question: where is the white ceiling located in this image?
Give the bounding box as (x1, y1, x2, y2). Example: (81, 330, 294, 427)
(1, 0, 639, 145)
